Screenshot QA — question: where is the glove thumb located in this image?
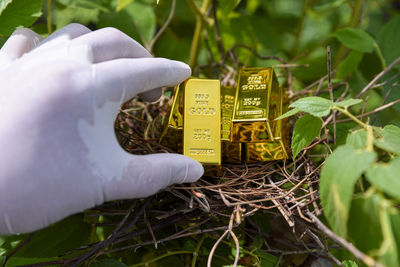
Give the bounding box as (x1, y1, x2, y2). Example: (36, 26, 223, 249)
(101, 153, 204, 201)
(0, 28, 42, 60)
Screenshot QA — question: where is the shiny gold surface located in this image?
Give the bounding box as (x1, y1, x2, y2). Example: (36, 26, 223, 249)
(246, 141, 288, 163)
(230, 67, 289, 161)
(183, 79, 221, 165)
(231, 67, 284, 143)
(159, 85, 184, 152)
(221, 86, 236, 141)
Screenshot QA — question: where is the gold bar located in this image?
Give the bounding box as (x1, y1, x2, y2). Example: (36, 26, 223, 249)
(221, 86, 242, 163)
(231, 67, 275, 142)
(159, 85, 184, 152)
(183, 79, 221, 165)
(231, 67, 289, 161)
(246, 140, 288, 163)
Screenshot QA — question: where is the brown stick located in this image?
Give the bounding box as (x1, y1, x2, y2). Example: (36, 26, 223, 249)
(356, 56, 400, 98)
(307, 211, 383, 267)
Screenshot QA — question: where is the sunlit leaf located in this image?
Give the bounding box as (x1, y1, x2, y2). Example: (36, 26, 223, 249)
(366, 158, 400, 201)
(320, 145, 376, 237)
(289, 96, 333, 117)
(348, 193, 383, 253)
(0, 0, 12, 15)
(342, 260, 358, 267)
(275, 107, 300, 120)
(0, 0, 43, 36)
(374, 125, 400, 155)
(346, 129, 367, 150)
(334, 98, 363, 108)
(291, 114, 322, 159)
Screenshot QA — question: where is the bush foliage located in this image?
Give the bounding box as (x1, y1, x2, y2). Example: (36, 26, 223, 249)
(1, 0, 400, 266)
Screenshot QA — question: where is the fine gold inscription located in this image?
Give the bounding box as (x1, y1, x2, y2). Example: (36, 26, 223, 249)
(184, 79, 221, 165)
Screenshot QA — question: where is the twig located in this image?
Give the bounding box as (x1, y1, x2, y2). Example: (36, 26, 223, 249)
(327, 46, 336, 145)
(2, 233, 34, 267)
(356, 56, 400, 98)
(71, 198, 152, 266)
(334, 99, 400, 123)
(307, 211, 383, 267)
(148, 0, 176, 53)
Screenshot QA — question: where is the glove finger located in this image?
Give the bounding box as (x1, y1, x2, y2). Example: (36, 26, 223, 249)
(102, 153, 204, 201)
(38, 23, 91, 46)
(138, 87, 162, 102)
(92, 57, 191, 103)
(70, 27, 152, 63)
(0, 28, 42, 60)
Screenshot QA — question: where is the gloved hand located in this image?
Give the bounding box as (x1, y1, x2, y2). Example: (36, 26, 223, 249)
(0, 24, 204, 235)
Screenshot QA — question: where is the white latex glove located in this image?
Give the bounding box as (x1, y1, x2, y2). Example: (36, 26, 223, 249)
(0, 24, 204, 235)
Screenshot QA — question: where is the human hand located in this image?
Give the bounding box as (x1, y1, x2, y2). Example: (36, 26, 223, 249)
(0, 24, 204, 235)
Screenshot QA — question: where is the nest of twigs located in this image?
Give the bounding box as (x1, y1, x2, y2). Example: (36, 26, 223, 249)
(98, 84, 329, 266)
(53, 62, 338, 267)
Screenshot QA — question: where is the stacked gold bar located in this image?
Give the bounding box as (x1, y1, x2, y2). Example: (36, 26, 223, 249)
(231, 67, 288, 162)
(160, 67, 289, 168)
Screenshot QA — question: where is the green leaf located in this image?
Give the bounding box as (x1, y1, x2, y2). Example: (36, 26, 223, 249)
(98, 1, 156, 45)
(256, 249, 278, 267)
(342, 260, 358, 267)
(289, 96, 333, 117)
(374, 125, 400, 156)
(0, 0, 12, 15)
(0, 0, 43, 36)
(377, 202, 400, 267)
(366, 158, 400, 201)
(55, 5, 99, 29)
(337, 50, 364, 79)
(320, 145, 376, 237)
(219, 0, 241, 17)
(334, 98, 363, 108)
(275, 107, 300, 120)
(346, 129, 367, 150)
(90, 259, 128, 267)
(117, 0, 134, 12)
(377, 15, 400, 69)
(348, 193, 383, 253)
(332, 27, 375, 53)
(291, 114, 322, 159)
(14, 214, 91, 257)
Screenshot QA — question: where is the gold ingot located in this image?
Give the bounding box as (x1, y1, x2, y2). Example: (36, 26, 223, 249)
(231, 67, 288, 161)
(246, 140, 288, 163)
(221, 86, 242, 163)
(183, 79, 221, 165)
(159, 85, 184, 152)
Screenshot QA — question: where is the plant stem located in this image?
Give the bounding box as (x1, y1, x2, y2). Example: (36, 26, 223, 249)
(191, 235, 206, 267)
(129, 250, 193, 267)
(187, 0, 212, 69)
(332, 106, 368, 129)
(374, 42, 387, 70)
(47, 0, 53, 34)
(333, 105, 375, 151)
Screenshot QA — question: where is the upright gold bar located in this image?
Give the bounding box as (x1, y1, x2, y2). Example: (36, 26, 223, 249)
(184, 79, 221, 165)
(231, 67, 288, 161)
(159, 85, 184, 152)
